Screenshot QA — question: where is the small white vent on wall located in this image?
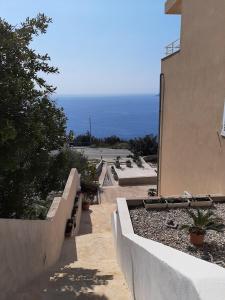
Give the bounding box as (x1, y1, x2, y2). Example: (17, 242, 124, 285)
(221, 101, 225, 137)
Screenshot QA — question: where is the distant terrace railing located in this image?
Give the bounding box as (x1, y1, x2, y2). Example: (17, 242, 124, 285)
(165, 39, 180, 56)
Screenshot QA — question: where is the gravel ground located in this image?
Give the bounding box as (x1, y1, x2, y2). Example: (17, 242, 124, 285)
(129, 203, 225, 267)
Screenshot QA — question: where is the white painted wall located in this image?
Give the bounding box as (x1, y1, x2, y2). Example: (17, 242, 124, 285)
(112, 198, 225, 300)
(0, 168, 80, 298)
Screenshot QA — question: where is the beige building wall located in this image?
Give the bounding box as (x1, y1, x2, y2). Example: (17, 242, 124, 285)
(159, 0, 225, 196)
(0, 168, 80, 297)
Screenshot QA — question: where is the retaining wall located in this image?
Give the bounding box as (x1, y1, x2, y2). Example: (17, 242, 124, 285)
(112, 198, 225, 300)
(0, 168, 80, 297)
(96, 160, 104, 177)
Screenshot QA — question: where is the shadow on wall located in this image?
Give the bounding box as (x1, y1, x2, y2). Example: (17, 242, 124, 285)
(77, 209, 93, 236)
(41, 267, 113, 299)
(58, 237, 78, 266)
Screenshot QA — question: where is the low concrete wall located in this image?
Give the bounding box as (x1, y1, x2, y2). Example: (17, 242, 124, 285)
(0, 168, 80, 297)
(112, 198, 225, 300)
(96, 160, 104, 177)
(99, 163, 108, 187)
(116, 159, 157, 186)
(118, 176, 157, 186)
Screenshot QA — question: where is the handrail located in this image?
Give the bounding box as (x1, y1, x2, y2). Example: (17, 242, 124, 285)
(165, 39, 180, 56)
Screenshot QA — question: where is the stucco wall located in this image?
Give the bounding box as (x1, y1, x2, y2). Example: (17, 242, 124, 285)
(0, 168, 80, 297)
(112, 198, 225, 300)
(160, 0, 225, 196)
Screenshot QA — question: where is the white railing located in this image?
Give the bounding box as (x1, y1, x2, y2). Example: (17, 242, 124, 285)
(165, 39, 180, 56)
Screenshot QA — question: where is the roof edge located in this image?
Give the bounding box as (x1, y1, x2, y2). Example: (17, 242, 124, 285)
(165, 0, 182, 15)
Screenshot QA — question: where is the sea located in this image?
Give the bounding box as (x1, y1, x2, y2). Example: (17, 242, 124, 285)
(56, 94, 159, 140)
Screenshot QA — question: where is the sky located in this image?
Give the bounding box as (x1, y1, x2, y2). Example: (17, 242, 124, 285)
(0, 0, 180, 95)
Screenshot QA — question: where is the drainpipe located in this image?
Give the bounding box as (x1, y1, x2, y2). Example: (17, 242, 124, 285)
(157, 73, 165, 196)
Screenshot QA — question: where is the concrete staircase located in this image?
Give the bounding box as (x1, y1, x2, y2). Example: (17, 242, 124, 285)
(14, 203, 130, 300)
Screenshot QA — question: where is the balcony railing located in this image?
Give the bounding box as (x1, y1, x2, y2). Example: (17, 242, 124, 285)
(165, 39, 180, 56)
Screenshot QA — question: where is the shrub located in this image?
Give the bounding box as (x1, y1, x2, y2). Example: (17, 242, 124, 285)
(182, 209, 225, 235)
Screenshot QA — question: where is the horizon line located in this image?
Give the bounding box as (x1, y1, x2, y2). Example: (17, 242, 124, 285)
(53, 92, 159, 98)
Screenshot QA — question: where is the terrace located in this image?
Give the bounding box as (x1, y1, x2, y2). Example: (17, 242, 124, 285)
(112, 158, 157, 186)
(112, 196, 225, 300)
(165, 0, 182, 15)
(165, 39, 180, 57)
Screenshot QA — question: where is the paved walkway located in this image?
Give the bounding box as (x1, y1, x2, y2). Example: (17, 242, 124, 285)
(16, 185, 150, 300)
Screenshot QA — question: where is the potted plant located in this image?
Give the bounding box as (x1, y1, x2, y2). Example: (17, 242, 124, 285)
(82, 198, 91, 211)
(111, 165, 115, 172)
(167, 197, 190, 208)
(71, 204, 77, 217)
(81, 180, 99, 204)
(143, 197, 167, 210)
(190, 195, 213, 208)
(136, 159, 143, 168)
(65, 218, 74, 237)
(133, 153, 139, 163)
(115, 159, 120, 169)
(181, 209, 225, 247)
(148, 188, 157, 197)
(165, 217, 178, 229)
(126, 160, 132, 168)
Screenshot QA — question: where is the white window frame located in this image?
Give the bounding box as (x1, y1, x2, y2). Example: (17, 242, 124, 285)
(221, 101, 225, 137)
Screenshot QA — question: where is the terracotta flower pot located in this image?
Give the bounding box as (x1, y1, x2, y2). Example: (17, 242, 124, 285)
(190, 232, 205, 247)
(82, 202, 90, 211)
(65, 219, 74, 237)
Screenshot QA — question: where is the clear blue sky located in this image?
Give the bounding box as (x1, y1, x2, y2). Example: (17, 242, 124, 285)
(0, 0, 180, 95)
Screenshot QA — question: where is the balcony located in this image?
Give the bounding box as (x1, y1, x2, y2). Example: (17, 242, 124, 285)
(165, 0, 182, 14)
(165, 39, 180, 57)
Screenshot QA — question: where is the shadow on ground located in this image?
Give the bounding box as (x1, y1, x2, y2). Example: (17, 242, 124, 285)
(78, 210, 93, 236)
(41, 267, 113, 299)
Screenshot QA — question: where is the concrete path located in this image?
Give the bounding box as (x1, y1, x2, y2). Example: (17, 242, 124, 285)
(15, 185, 151, 300)
(15, 191, 132, 300)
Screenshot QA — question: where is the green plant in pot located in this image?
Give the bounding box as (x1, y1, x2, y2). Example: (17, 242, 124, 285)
(126, 160, 132, 168)
(148, 188, 157, 197)
(82, 197, 91, 211)
(65, 218, 74, 237)
(136, 159, 143, 168)
(81, 180, 99, 210)
(115, 157, 121, 169)
(181, 209, 225, 247)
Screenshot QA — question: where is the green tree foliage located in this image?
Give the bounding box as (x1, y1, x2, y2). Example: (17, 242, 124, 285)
(74, 131, 93, 146)
(68, 130, 75, 145)
(40, 148, 88, 198)
(0, 14, 68, 218)
(129, 135, 158, 156)
(73, 133, 158, 156)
